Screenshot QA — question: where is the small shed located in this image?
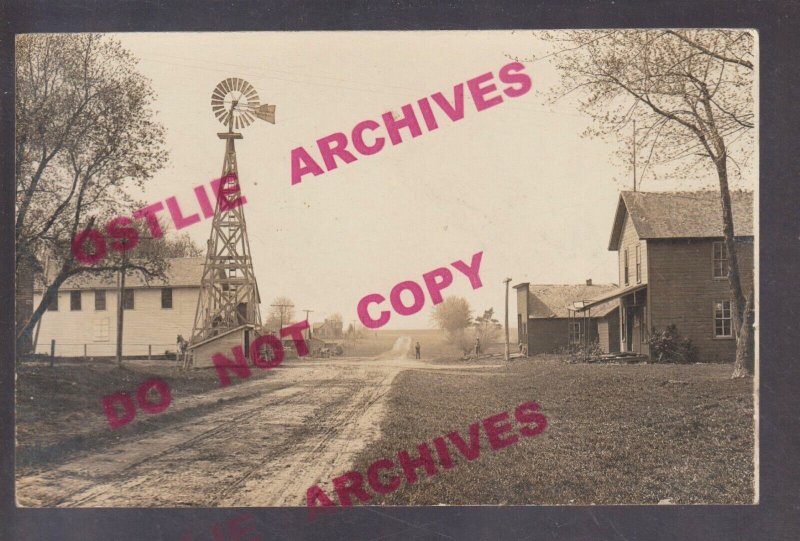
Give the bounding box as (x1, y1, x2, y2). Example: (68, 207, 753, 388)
(189, 324, 255, 368)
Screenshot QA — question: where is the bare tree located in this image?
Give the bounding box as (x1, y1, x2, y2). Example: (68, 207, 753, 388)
(473, 308, 502, 346)
(327, 313, 344, 338)
(543, 29, 755, 377)
(15, 34, 168, 354)
(266, 296, 295, 331)
(151, 232, 204, 258)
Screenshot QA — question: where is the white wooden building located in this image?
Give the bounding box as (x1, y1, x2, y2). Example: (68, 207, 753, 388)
(33, 257, 204, 358)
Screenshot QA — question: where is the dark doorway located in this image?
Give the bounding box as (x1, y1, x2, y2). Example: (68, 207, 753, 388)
(625, 306, 634, 351)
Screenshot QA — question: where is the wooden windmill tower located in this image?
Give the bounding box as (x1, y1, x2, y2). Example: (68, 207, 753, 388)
(189, 78, 276, 353)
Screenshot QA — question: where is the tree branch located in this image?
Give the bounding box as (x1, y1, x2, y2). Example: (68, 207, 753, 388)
(665, 30, 754, 70)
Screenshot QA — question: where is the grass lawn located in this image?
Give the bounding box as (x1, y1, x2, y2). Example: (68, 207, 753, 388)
(346, 356, 755, 505)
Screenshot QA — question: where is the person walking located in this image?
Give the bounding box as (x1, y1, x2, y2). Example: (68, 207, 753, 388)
(415, 341, 421, 359)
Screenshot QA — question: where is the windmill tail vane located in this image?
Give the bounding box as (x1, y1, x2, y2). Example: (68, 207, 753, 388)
(255, 104, 276, 124)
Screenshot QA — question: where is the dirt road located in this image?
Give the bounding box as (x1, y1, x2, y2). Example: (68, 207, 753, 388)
(16, 337, 501, 507)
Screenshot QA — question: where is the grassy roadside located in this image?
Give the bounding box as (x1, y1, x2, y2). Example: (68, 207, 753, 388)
(344, 357, 754, 505)
(15, 360, 283, 472)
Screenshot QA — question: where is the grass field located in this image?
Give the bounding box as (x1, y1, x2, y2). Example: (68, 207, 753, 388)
(346, 356, 755, 505)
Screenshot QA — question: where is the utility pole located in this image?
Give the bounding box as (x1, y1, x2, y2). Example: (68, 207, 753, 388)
(302, 309, 314, 341)
(116, 251, 127, 367)
(632, 119, 637, 192)
(503, 278, 512, 362)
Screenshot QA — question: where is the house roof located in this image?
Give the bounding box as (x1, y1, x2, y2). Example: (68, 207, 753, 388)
(527, 283, 619, 319)
(609, 190, 754, 250)
(36, 257, 205, 292)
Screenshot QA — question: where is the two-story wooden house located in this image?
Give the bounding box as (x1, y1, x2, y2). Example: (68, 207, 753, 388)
(577, 190, 754, 361)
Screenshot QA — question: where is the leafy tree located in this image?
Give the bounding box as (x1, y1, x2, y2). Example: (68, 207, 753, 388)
(16, 34, 168, 353)
(450, 328, 477, 357)
(543, 29, 755, 377)
(432, 296, 473, 354)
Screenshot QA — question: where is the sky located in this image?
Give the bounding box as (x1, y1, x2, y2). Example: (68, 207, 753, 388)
(114, 31, 756, 330)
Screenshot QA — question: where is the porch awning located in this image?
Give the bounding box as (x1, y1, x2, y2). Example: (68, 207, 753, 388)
(573, 283, 647, 312)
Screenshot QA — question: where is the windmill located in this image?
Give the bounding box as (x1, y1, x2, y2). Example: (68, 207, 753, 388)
(188, 78, 275, 355)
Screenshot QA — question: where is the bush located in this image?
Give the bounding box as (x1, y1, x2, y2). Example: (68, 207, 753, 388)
(646, 324, 698, 363)
(559, 341, 604, 363)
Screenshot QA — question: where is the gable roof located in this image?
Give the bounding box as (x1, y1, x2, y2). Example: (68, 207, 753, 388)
(609, 190, 754, 250)
(36, 257, 205, 292)
(527, 283, 618, 319)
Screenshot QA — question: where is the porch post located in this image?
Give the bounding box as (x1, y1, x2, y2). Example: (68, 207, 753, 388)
(567, 308, 572, 350)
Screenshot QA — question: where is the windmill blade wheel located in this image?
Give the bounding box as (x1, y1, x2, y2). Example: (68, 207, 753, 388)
(211, 78, 260, 129)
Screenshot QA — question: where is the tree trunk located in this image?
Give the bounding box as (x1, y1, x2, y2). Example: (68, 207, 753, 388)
(15, 253, 36, 356)
(16, 266, 74, 356)
(731, 294, 753, 378)
(715, 155, 752, 377)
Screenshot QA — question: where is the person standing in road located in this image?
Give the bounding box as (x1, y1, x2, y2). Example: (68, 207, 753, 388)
(415, 341, 421, 359)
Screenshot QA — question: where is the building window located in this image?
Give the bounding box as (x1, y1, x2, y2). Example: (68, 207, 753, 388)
(47, 294, 58, 311)
(569, 321, 582, 345)
(95, 290, 106, 311)
(714, 300, 733, 338)
(161, 288, 173, 309)
(624, 249, 629, 285)
(70, 291, 82, 311)
(122, 289, 135, 310)
(713, 241, 728, 278)
(635, 244, 642, 283)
